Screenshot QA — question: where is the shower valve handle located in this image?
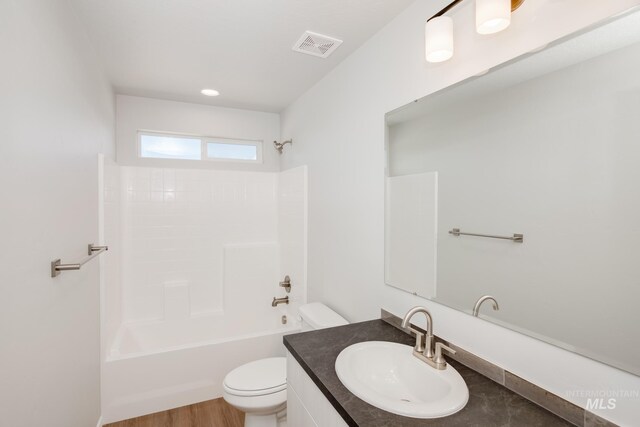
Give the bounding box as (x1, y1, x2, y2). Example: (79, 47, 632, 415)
(279, 275, 291, 293)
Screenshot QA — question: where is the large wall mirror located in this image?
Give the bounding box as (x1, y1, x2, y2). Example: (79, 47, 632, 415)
(385, 8, 640, 376)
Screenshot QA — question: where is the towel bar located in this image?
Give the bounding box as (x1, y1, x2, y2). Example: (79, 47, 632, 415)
(51, 244, 108, 277)
(449, 228, 523, 243)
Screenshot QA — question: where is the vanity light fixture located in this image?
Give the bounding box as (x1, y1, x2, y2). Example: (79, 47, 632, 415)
(476, 0, 511, 35)
(425, 0, 525, 63)
(425, 16, 454, 63)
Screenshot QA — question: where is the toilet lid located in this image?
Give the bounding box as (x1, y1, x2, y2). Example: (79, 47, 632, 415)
(223, 357, 286, 396)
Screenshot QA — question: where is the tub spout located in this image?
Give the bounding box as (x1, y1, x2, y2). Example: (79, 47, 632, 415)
(272, 296, 289, 307)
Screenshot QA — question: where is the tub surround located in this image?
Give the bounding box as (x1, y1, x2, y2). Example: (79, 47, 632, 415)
(283, 315, 615, 426)
(102, 327, 293, 424)
(101, 165, 308, 423)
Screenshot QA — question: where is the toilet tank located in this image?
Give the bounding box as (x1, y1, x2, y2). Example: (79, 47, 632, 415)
(298, 302, 348, 332)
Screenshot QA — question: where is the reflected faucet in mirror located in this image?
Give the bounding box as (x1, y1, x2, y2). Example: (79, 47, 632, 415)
(472, 296, 499, 317)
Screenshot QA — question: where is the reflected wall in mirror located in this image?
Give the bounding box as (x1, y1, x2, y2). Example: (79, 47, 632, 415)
(385, 9, 640, 376)
(385, 172, 438, 297)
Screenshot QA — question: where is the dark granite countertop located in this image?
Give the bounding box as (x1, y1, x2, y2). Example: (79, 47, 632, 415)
(283, 319, 573, 427)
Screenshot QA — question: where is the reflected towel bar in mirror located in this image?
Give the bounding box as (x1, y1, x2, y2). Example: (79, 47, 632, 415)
(449, 228, 523, 243)
(51, 244, 109, 277)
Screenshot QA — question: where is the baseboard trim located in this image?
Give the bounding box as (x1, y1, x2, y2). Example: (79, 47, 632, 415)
(96, 415, 103, 427)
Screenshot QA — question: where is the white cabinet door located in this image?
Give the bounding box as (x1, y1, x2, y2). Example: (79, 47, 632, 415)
(287, 381, 318, 427)
(286, 351, 349, 427)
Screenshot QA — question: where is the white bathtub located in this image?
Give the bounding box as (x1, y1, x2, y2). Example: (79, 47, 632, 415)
(102, 310, 300, 424)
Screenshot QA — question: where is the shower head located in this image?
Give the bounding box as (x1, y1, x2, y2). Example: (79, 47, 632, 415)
(274, 139, 292, 154)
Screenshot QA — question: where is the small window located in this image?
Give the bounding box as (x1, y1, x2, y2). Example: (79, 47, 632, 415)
(137, 132, 263, 164)
(139, 133, 202, 160)
(206, 139, 261, 162)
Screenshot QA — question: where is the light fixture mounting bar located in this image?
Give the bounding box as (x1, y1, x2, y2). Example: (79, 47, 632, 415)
(427, 0, 465, 22)
(427, 0, 524, 22)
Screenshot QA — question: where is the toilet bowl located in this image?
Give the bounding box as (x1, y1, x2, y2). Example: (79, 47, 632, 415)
(222, 302, 348, 427)
(223, 357, 287, 427)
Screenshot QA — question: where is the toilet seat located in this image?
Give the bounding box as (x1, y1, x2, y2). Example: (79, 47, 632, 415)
(223, 357, 287, 397)
(224, 382, 286, 397)
(221, 305, 348, 427)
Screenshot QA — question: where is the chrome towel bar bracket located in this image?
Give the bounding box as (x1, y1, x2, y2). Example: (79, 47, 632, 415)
(51, 244, 109, 277)
(449, 228, 523, 243)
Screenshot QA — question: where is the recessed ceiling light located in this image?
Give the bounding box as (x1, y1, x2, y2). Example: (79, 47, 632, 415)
(201, 89, 220, 97)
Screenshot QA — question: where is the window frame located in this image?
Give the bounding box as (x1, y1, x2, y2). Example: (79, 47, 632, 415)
(204, 137, 263, 164)
(137, 130, 263, 164)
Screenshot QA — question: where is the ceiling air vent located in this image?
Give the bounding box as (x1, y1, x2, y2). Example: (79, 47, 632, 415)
(292, 31, 343, 58)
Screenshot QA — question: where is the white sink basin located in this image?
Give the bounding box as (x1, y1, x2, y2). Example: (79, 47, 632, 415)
(335, 341, 469, 418)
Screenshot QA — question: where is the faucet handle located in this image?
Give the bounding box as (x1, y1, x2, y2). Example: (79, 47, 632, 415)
(407, 327, 426, 353)
(434, 342, 456, 368)
(279, 275, 291, 293)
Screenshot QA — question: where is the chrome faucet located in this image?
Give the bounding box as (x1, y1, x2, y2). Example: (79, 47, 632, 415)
(401, 306, 455, 370)
(402, 306, 435, 358)
(271, 296, 289, 307)
(472, 295, 499, 317)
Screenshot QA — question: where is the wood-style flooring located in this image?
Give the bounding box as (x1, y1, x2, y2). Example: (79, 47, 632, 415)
(104, 398, 244, 427)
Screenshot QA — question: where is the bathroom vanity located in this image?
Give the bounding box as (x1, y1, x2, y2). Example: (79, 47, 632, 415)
(283, 317, 595, 426)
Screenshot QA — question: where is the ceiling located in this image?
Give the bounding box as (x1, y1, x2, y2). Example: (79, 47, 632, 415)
(70, 0, 415, 112)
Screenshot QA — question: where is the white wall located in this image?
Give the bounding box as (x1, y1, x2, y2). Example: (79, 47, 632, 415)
(0, 1, 115, 426)
(385, 172, 437, 297)
(280, 0, 640, 425)
(116, 95, 280, 171)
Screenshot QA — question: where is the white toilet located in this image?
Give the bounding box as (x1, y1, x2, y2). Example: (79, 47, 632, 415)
(223, 303, 348, 427)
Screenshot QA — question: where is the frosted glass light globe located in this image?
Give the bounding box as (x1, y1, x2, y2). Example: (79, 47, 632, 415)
(425, 16, 454, 63)
(476, 0, 511, 35)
